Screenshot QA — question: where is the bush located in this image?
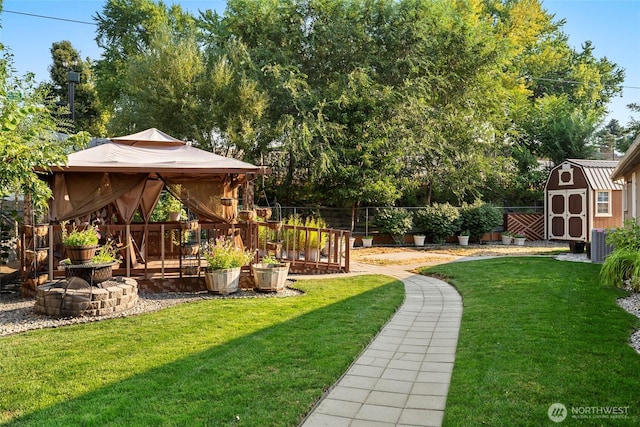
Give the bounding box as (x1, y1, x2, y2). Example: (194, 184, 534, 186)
(375, 208, 413, 245)
(413, 203, 461, 244)
(600, 248, 640, 290)
(459, 201, 502, 242)
(606, 219, 640, 250)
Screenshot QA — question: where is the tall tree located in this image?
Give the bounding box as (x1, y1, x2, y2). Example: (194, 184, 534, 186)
(0, 50, 89, 211)
(46, 41, 106, 136)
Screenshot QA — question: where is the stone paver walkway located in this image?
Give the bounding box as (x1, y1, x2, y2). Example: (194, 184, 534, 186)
(299, 263, 462, 427)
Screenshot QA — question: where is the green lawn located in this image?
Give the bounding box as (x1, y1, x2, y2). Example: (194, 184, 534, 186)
(0, 275, 404, 426)
(419, 257, 640, 426)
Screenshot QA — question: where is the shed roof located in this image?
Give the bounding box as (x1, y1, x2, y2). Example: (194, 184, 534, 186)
(561, 159, 622, 191)
(611, 134, 640, 181)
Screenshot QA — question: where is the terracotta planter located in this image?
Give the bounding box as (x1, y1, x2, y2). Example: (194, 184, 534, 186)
(65, 245, 98, 265)
(238, 210, 256, 222)
(168, 211, 180, 221)
(256, 207, 272, 219)
(204, 267, 241, 294)
(267, 221, 282, 230)
(252, 263, 289, 292)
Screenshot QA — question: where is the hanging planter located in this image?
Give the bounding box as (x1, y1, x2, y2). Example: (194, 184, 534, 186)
(221, 197, 234, 207)
(256, 207, 272, 219)
(180, 220, 199, 231)
(239, 210, 257, 222)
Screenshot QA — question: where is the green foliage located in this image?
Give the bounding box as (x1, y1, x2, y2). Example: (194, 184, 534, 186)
(413, 203, 461, 244)
(303, 216, 327, 248)
(259, 254, 280, 266)
(202, 236, 254, 270)
(605, 219, 640, 250)
(460, 201, 503, 241)
(374, 208, 412, 245)
(92, 242, 121, 264)
(600, 248, 640, 290)
(61, 221, 100, 247)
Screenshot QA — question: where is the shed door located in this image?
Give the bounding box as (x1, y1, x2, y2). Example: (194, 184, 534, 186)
(547, 189, 587, 240)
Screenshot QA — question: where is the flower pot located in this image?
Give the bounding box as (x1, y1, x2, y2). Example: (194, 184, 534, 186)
(362, 237, 373, 248)
(256, 207, 272, 219)
(252, 263, 289, 292)
(514, 237, 525, 246)
(168, 211, 180, 221)
(349, 237, 356, 249)
(180, 220, 199, 231)
(65, 245, 99, 265)
(457, 236, 469, 246)
(306, 247, 320, 261)
(180, 243, 200, 256)
(413, 235, 426, 247)
(204, 267, 241, 295)
(238, 210, 256, 222)
(267, 220, 283, 230)
(502, 235, 512, 245)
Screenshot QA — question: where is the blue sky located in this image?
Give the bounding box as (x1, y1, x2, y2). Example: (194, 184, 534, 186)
(0, 0, 638, 127)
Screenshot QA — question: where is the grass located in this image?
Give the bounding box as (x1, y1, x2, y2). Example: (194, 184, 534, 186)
(0, 275, 404, 426)
(419, 257, 640, 426)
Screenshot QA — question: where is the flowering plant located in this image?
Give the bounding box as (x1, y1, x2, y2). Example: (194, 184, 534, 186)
(61, 221, 100, 247)
(202, 236, 254, 270)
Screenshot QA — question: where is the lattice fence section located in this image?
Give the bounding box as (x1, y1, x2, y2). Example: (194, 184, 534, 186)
(505, 213, 544, 241)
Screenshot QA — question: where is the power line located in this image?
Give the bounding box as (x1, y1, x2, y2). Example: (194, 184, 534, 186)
(2, 9, 96, 26)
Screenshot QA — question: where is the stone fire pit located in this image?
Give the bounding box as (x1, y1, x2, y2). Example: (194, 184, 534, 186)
(34, 276, 138, 318)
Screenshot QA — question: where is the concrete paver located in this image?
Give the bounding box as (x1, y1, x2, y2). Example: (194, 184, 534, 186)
(299, 262, 462, 427)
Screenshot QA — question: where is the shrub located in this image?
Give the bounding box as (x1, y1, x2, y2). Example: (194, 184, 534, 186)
(600, 248, 640, 290)
(606, 219, 640, 250)
(459, 201, 502, 242)
(202, 236, 254, 270)
(374, 208, 413, 245)
(413, 203, 461, 244)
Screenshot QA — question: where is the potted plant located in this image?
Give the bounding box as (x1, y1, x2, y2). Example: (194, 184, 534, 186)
(513, 233, 526, 246)
(252, 255, 289, 292)
(374, 208, 413, 246)
(238, 209, 257, 222)
(166, 195, 183, 221)
(61, 221, 100, 264)
(303, 217, 327, 261)
(501, 231, 512, 245)
(458, 230, 470, 246)
(413, 203, 461, 245)
(413, 234, 426, 247)
(202, 237, 254, 294)
(361, 235, 374, 247)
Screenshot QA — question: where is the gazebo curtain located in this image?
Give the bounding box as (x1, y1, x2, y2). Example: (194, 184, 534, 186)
(49, 173, 149, 223)
(162, 175, 237, 223)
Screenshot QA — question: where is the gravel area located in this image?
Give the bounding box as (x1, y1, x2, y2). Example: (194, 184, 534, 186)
(0, 285, 303, 337)
(617, 291, 640, 353)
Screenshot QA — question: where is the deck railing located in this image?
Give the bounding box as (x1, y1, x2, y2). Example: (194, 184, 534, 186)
(21, 222, 350, 290)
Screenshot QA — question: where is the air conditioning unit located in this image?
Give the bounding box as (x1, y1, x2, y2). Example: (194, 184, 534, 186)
(591, 229, 614, 264)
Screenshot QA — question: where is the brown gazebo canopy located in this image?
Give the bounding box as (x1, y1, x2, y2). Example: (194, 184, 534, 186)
(47, 128, 265, 224)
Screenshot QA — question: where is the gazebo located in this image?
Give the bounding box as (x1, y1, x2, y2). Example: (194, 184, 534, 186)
(20, 128, 349, 296)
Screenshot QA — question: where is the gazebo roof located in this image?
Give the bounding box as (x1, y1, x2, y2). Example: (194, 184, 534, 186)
(53, 128, 264, 175)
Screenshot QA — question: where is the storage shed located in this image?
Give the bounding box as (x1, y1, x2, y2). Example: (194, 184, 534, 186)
(545, 159, 622, 241)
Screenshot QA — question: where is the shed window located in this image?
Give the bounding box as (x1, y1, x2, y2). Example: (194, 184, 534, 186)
(596, 191, 611, 216)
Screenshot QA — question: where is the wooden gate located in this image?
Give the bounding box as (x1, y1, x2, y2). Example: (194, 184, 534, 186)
(547, 189, 587, 240)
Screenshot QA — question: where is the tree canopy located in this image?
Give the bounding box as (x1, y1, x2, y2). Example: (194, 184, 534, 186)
(73, 0, 629, 209)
